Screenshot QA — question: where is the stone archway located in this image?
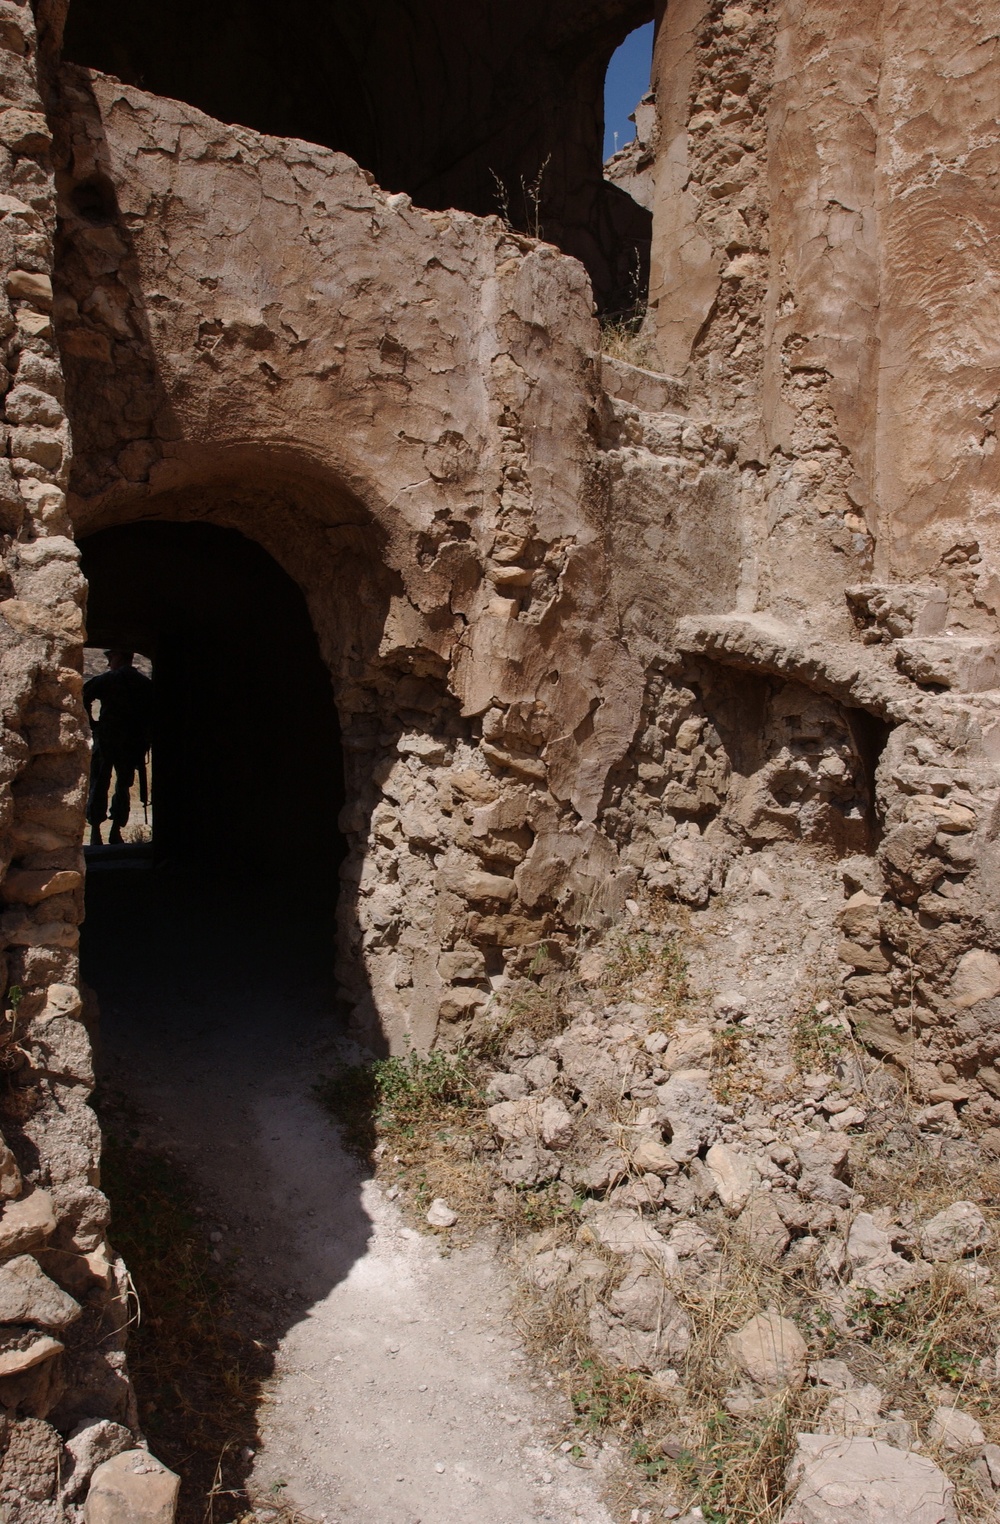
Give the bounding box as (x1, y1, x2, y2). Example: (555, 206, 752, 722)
(69, 462, 442, 1054)
(51, 67, 645, 1055)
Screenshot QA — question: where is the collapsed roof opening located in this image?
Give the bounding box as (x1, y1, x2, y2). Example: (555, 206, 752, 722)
(79, 520, 345, 873)
(603, 21, 654, 161)
(601, 20, 656, 324)
(61, 0, 654, 313)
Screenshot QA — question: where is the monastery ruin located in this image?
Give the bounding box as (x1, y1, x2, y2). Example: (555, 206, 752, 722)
(0, 0, 999, 1519)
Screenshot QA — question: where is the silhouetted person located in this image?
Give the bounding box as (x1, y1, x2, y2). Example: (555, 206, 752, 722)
(84, 649, 153, 846)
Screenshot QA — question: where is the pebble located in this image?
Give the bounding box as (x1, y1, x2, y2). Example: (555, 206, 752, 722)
(435, 1462, 445, 1474)
(426, 1198, 458, 1228)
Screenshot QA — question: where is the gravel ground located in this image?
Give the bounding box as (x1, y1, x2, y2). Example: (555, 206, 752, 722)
(83, 860, 615, 1524)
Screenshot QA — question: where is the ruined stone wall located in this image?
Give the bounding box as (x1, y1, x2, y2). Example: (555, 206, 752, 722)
(623, 0, 1000, 1127)
(51, 69, 651, 1057)
(0, 0, 999, 1512)
(0, 1, 148, 1513)
(43, 0, 1000, 1176)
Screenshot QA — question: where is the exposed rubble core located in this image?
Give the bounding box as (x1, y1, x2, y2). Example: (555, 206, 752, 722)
(0, 0, 995, 1517)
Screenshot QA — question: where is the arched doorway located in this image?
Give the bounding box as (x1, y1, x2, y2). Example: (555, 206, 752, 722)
(75, 520, 367, 1510)
(80, 519, 347, 1055)
(80, 520, 343, 870)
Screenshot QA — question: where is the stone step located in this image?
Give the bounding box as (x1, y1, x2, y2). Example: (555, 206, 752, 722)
(600, 353, 688, 414)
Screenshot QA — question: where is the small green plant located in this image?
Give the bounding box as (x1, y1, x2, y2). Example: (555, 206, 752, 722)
(599, 250, 653, 366)
(791, 1003, 846, 1070)
(600, 317, 655, 368)
(316, 1049, 482, 1161)
(844, 1286, 907, 1341)
(317, 1050, 492, 1231)
(629, 1438, 673, 1481)
(491, 154, 550, 240)
(509, 1182, 575, 1233)
(570, 1358, 654, 1434)
(602, 927, 690, 1027)
(712, 1024, 747, 1102)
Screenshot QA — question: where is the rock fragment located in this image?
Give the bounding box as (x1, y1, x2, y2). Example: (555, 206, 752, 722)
(581, 1206, 676, 1268)
(588, 1267, 691, 1372)
(425, 1198, 457, 1228)
(657, 1069, 717, 1162)
(928, 1404, 986, 1454)
(734, 1194, 790, 1264)
(63, 1420, 135, 1502)
(728, 1311, 807, 1390)
(705, 1142, 756, 1213)
(919, 1201, 990, 1262)
(0, 1255, 81, 1329)
(84, 1450, 180, 1524)
(781, 1435, 957, 1523)
(0, 1189, 56, 1259)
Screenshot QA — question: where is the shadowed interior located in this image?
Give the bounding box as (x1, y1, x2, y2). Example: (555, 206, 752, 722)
(79, 519, 345, 872)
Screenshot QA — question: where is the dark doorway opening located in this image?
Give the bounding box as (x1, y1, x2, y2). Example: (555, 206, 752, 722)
(80, 516, 347, 1061)
(80, 520, 344, 871)
(77, 522, 361, 1518)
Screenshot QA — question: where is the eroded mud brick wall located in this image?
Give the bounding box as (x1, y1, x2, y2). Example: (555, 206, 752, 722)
(634, 0, 1000, 1125)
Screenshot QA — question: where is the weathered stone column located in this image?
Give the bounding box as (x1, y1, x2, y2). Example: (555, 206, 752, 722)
(0, 2, 153, 1515)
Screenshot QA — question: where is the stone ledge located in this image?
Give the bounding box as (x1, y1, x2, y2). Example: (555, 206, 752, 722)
(674, 613, 912, 719)
(895, 637, 1000, 693)
(600, 353, 688, 415)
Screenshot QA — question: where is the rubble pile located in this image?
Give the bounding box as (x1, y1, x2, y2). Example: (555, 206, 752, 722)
(426, 874, 1000, 1521)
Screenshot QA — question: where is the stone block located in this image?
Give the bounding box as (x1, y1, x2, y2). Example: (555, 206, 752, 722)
(729, 1311, 807, 1389)
(0, 1254, 80, 1328)
(782, 1435, 956, 1523)
(84, 1450, 180, 1524)
(0, 1189, 56, 1258)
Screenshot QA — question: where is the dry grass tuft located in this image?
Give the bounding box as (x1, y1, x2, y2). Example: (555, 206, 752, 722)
(790, 1001, 851, 1072)
(510, 1232, 831, 1523)
(601, 927, 691, 1029)
(474, 976, 573, 1055)
(664, 1248, 828, 1523)
(850, 1118, 1000, 1222)
(600, 319, 657, 370)
(316, 1049, 496, 1237)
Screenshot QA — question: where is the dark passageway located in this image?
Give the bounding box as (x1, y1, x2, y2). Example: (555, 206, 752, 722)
(80, 521, 344, 870)
(77, 521, 358, 1515)
(80, 517, 347, 1042)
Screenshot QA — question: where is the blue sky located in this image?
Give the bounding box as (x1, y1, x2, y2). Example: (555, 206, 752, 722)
(604, 21, 654, 160)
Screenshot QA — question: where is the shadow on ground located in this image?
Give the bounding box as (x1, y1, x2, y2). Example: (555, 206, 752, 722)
(82, 851, 369, 1522)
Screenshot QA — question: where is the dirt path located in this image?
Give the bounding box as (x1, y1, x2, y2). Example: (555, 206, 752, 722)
(84, 863, 616, 1524)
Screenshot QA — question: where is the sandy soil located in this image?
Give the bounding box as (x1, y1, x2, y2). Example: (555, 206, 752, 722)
(82, 861, 615, 1524)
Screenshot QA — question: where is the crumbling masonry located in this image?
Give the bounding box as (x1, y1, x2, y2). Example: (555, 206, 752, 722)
(0, 0, 998, 1513)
